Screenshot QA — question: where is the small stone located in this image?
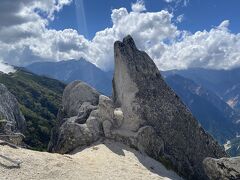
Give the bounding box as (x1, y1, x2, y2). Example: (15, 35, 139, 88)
(114, 108, 124, 128)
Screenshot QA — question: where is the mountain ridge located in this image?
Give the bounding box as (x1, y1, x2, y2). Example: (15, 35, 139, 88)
(163, 67, 240, 112)
(26, 59, 112, 95)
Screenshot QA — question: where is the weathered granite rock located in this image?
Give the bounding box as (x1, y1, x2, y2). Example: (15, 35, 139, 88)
(86, 116, 102, 140)
(112, 36, 227, 179)
(54, 122, 92, 154)
(136, 126, 164, 157)
(76, 102, 98, 124)
(62, 81, 100, 117)
(102, 120, 112, 138)
(98, 95, 114, 122)
(50, 114, 103, 154)
(203, 157, 240, 180)
(0, 84, 25, 134)
(48, 81, 102, 153)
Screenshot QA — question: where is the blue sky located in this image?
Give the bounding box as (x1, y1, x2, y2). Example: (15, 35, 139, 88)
(0, 0, 240, 72)
(49, 0, 240, 39)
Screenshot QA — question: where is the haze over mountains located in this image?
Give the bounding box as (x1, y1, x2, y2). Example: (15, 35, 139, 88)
(165, 74, 239, 144)
(164, 68, 240, 113)
(26, 59, 112, 95)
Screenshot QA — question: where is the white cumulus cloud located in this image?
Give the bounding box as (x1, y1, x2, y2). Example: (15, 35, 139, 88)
(158, 21, 240, 70)
(0, 0, 240, 72)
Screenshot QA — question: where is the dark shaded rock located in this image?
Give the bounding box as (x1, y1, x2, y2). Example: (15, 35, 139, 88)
(112, 35, 227, 179)
(203, 157, 240, 180)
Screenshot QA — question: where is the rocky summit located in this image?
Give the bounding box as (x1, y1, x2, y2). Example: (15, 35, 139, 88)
(112, 35, 228, 179)
(49, 36, 228, 179)
(0, 83, 26, 145)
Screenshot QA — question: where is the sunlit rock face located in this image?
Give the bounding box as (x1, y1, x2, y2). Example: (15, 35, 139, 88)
(112, 35, 227, 179)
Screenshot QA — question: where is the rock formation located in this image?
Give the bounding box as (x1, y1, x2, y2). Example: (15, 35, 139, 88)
(49, 36, 228, 179)
(48, 81, 102, 153)
(112, 35, 228, 179)
(0, 84, 25, 145)
(62, 81, 100, 117)
(203, 157, 240, 179)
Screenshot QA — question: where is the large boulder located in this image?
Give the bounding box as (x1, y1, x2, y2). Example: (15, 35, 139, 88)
(48, 81, 102, 153)
(0, 84, 26, 134)
(0, 84, 26, 144)
(62, 81, 100, 117)
(52, 116, 102, 154)
(112, 35, 227, 179)
(203, 157, 240, 179)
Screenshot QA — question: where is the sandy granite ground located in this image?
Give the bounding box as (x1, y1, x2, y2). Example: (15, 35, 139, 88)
(0, 140, 182, 180)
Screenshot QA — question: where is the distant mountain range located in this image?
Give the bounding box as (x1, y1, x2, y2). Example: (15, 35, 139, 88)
(164, 74, 239, 144)
(163, 69, 240, 156)
(26, 59, 240, 156)
(26, 59, 112, 95)
(164, 68, 240, 113)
